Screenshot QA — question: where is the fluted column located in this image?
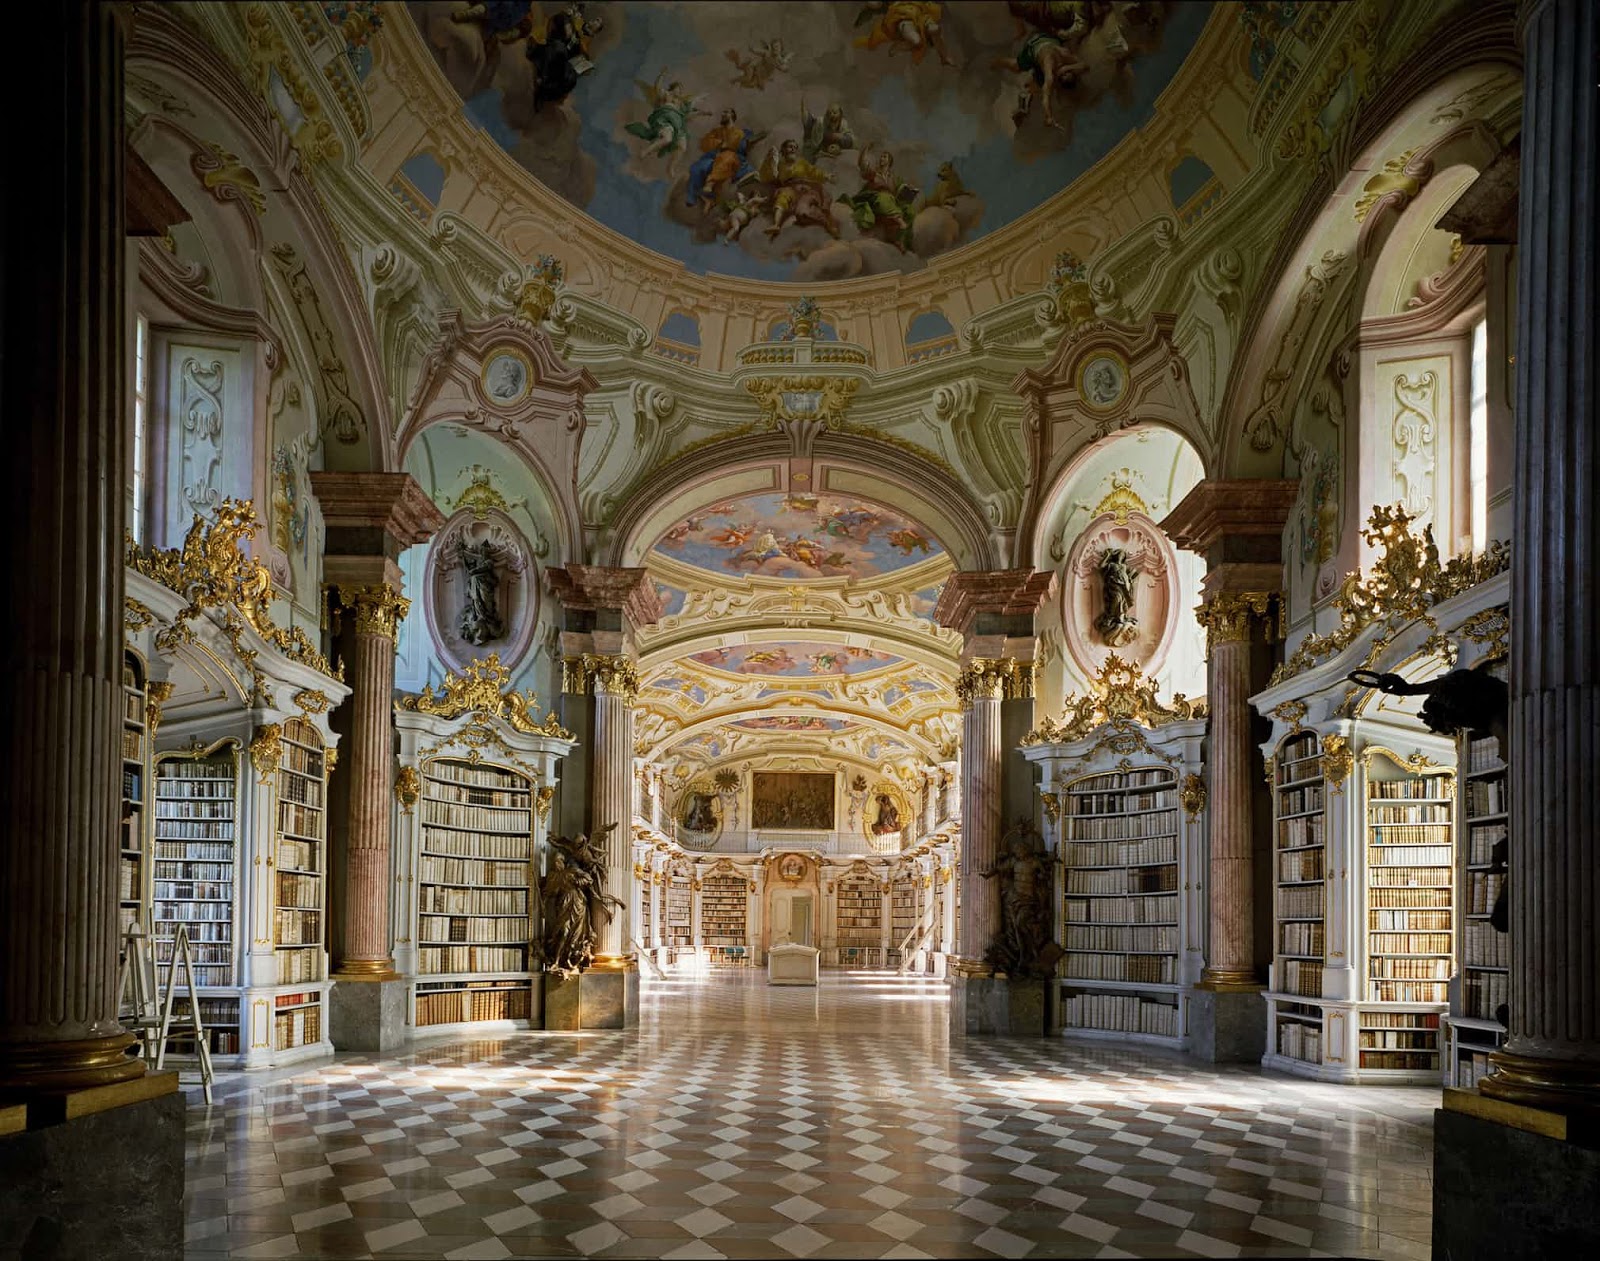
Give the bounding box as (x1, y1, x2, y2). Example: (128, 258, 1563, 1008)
(0, 2, 150, 1094)
(1481, 0, 1600, 1115)
(955, 660, 1009, 970)
(331, 585, 407, 977)
(1196, 593, 1280, 986)
(587, 656, 638, 959)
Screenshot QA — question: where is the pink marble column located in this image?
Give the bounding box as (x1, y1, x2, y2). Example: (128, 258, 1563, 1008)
(0, 1, 153, 1093)
(332, 588, 406, 977)
(1481, 0, 1600, 1114)
(588, 660, 637, 958)
(956, 662, 1007, 970)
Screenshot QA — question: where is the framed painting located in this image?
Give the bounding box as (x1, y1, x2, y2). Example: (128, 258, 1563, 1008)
(751, 772, 835, 830)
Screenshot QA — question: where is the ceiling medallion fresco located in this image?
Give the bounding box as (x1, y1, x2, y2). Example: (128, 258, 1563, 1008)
(653, 491, 942, 580)
(406, 1, 1209, 281)
(688, 642, 902, 677)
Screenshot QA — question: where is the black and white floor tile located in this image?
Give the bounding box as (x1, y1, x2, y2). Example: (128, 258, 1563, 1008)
(182, 971, 1437, 1259)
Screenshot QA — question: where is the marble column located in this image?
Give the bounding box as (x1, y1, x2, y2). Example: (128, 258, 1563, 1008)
(0, 0, 143, 1097)
(312, 473, 443, 1052)
(587, 656, 638, 959)
(1480, 0, 1600, 1116)
(955, 660, 1008, 971)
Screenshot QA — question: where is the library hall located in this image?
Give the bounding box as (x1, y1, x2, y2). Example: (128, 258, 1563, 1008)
(1, 1, 1596, 1258)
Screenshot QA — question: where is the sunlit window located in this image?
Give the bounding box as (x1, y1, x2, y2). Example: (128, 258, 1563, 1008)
(1469, 317, 1488, 553)
(131, 314, 149, 544)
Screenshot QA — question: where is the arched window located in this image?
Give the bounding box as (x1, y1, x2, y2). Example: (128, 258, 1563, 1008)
(905, 310, 957, 363)
(655, 310, 702, 366)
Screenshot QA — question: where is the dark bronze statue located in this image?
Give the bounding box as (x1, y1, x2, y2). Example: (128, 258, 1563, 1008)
(979, 817, 1064, 979)
(539, 823, 623, 977)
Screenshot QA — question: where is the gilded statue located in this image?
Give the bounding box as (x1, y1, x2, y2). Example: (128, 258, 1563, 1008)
(1094, 547, 1138, 646)
(979, 817, 1063, 979)
(539, 824, 622, 977)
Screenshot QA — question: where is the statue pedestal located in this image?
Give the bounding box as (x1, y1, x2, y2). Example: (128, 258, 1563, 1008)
(767, 943, 820, 986)
(541, 965, 639, 1030)
(949, 974, 1053, 1036)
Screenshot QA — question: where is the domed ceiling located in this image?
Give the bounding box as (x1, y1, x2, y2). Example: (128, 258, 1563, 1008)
(650, 491, 942, 580)
(406, 0, 1213, 281)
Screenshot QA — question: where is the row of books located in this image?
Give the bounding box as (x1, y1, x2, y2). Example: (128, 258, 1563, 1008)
(417, 945, 527, 973)
(1360, 1049, 1439, 1071)
(1064, 952, 1174, 984)
(1462, 969, 1509, 1019)
(418, 855, 529, 886)
(277, 950, 324, 983)
(1370, 956, 1451, 979)
(1370, 779, 1451, 799)
(1065, 992, 1178, 1037)
(155, 780, 232, 799)
(1066, 866, 1178, 895)
(154, 860, 231, 880)
(1465, 780, 1506, 815)
(1277, 885, 1325, 918)
(424, 778, 530, 808)
(118, 858, 142, 902)
(1064, 893, 1177, 925)
(1066, 792, 1175, 819)
(154, 880, 230, 902)
(1281, 960, 1322, 996)
(1370, 804, 1450, 823)
(1467, 821, 1508, 865)
(122, 729, 143, 760)
(1065, 810, 1179, 842)
(278, 838, 321, 872)
(280, 743, 322, 778)
(273, 1006, 321, 1050)
(1465, 737, 1503, 775)
(1455, 1048, 1497, 1088)
(1467, 871, 1507, 913)
(420, 801, 532, 831)
(123, 769, 144, 802)
(275, 908, 321, 944)
(414, 986, 531, 1026)
(276, 872, 321, 910)
(123, 690, 145, 723)
(1279, 816, 1325, 848)
(426, 762, 527, 790)
(1063, 924, 1177, 952)
(280, 774, 323, 808)
(277, 801, 323, 840)
(1360, 1030, 1439, 1050)
(153, 920, 230, 943)
(418, 919, 529, 945)
(420, 830, 530, 860)
(1277, 1020, 1322, 1062)
(1280, 922, 1324, 956)
(1371, 979, 1448, 1002)
(1278, 785, 1324, 816)
(1367, 836, 1451, 857)
(1370, 908, 1450, 930)
(419, 886, 529, 915)
(1063, 838, 1177, 867)
(1277, 850, 1324, 882)
(1369, 867, 1451, 889)
(1372, 886, 1452, 908)
(155, 901, 232, 922)
(1463, 919, 1509, 967)
(160, 763, 233, 780)
(154, 821, 235, 840)
(1370, 931, 1451, 954)
(1364, 1011, 1440, 1029)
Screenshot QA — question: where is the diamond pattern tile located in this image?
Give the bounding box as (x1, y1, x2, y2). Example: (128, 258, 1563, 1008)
(181, 970, 1436, 1259)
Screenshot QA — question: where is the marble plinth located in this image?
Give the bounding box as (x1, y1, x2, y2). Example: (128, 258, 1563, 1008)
(329, 978, 408, 1052)
(541, 969, 640, 1029)
(949, 975, 1052, 1036)
(1187, 986, 1266, 1063)
(1434, 1100, 1600, 1259)
(768, 944, 820, 986)
(0, 1086, 184, 1259)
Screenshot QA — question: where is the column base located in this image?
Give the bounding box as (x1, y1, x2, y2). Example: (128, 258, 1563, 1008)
(949, 975, 1054, 1037)
(1434, 1090, 1600, 1259)
(0, 1080, 183, 1259)
(329, 978, 409, 1052)
(542, 967, 640, 1030)
(1187, 984, 1266, 1063)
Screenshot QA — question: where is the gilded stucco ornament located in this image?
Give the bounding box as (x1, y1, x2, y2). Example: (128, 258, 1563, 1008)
(336, 583, 410, 643)
(242, 4, 342, 161)
(536, 785, 555, 823)
(1271, 506, 1510, 685)
(192, 143, 266, 216)
(955, 658, 1016, 708)
(250, 723, 283, 784)
(399, 653, 572, 737)
(1461, 605, 1510, 659)
(124, 598, 155, 631)
(515, 254, 564, 327)
(1090, 469, 1149, 525)
(294, 688, 331, 715)
(1197, 591, 1284, 647)
(1270, 699, 1309, 735)
(146, 680, 174, 735)
(1022, 654, 1204, 745)
(745, 375, 859, 429)
(325, 747, 338, 777)
(1179, 773, 1207, 820)
(394, 765, 420, 813)
(1320, 734, 1353, 791)
(1038, 791, 1061, 823)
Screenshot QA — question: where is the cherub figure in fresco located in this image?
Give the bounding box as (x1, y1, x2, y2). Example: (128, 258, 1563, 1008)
(719, 188, 770, 243)
(526, 3, 603, 112)
(742, 649, 799, 674)
(625, 72, 707, 173)
(725, 37, 792, 89)
(785, 535, 830, 570)
(706, 523, 752, 548)
(657, 515, 705, 546)
(801, 100, 856, 163)
(757, 140, 840, 240)
(686, 108, 767, 211)
(854, 1, 957, 68)
(838, 148, 919, 251)
(809, 651, 846, 674)
(887, 528, 931, 555)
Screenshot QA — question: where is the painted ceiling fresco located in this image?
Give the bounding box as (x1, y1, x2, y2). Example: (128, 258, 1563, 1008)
(689, 642, 903, 677)
(653, 492, 942, 580)
(731, 715, 858, 732)
(405, 1, 1211, 281)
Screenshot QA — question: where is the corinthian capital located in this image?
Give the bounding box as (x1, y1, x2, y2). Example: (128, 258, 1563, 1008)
(336, 583, 410, 642)
(955, 658, 1016, 708)
(1196, 590, 1282, 648)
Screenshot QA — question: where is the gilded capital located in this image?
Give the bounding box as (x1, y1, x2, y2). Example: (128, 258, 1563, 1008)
(336, 583, 410, 642)
(566, 653, 640, 701)
(955, 658, 1015, 708)
(1196, 590, 1282, 648)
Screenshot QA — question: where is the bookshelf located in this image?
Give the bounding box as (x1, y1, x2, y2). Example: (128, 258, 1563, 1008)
(1060, 768, 1184, 1043)
(152, 745, 241, 1058)
(700, 873, 747, 947)
(1447, 658, 1510, 1087)
(835, 878, 882, 947)
(891, 874, 916, 942)
(270, 718, 328, 1054)
(1267, 731, 1327, 1068)
(413, 756, 533, 1028)
(120, 653, 151, 933)
(667, 873, 692, 949)
(1360, 749, 1454, 1074)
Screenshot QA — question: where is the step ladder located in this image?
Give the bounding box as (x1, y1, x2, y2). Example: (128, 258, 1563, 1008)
(118, 922, 216, 1104)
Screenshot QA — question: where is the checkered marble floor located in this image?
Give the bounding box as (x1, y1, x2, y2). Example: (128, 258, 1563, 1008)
(182, 971, 1438, 1259)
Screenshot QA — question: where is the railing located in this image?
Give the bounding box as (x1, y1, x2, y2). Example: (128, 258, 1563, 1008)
(629, 938, 665, 980)
(671, 827, 908, 855)
(897, 898, 939, 975)
(821, 946, 888, 970)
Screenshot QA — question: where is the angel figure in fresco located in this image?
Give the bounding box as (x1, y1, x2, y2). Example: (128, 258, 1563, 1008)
(625, 72, 707, 173)
(706, 522, 753, 548)
(819, 504, 881, 538)
(686, 107, 767, 211)
(525, 3, 602, 112)
(801, 100, 856, 162)
(997, 2, 1096, 131)
(725, 37, 792, 89)
(757, 140, 840, 240)
(838, 147, 919, 251)
(720, 188, 771, 243)
(887, 528, 931, 555)
(854, 2, 957, 68)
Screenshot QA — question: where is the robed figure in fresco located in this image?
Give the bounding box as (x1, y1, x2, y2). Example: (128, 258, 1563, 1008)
(686, 107, 765, 209)
(540, 824, 622, 976)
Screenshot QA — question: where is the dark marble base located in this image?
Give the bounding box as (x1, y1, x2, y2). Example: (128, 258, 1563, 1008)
(1435, 1103, 1600, 1260)
(949, 975, 1053, 1036)
(330, 978, 409, 1051)
(0, 1085, 184, 1259)
(542, 968, 640, 1030)
(1187, 986, 1266, 1063)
